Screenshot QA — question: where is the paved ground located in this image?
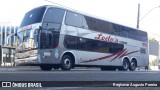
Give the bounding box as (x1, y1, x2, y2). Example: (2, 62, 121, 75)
(0, 66, 159, 90)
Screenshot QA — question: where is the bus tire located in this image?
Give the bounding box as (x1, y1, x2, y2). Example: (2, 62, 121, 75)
(129, 60, 137, 71)
(40, 65, 52, 71)
(119, 59, 129, 71)
(60, 55, 73, 71)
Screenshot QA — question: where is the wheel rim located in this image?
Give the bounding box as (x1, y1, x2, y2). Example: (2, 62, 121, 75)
(64, 58, 71, 68)
(131, 62, 136, 69)
(123, 61, 129, 70)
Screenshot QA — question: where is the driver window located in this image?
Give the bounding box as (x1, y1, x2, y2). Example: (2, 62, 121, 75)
(40, 31, 52, 49)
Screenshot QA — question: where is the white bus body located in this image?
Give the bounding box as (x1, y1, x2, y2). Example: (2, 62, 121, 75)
(15, 5, 149, 71)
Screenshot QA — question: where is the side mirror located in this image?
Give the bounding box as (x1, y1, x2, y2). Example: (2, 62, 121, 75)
(39, 26, 42, 30)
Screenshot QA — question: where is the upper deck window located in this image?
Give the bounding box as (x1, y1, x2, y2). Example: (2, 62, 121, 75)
(43, 8, 65, 24)
(42, 8, 65, 31)
(20, 7, 46, 28)
(65, 11, 83, 28)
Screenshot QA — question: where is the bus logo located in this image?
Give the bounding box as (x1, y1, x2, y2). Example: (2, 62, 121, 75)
(95, 33, 118, 43)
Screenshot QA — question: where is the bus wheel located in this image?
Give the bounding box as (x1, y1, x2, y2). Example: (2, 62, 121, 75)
(40, 65, 52, 71)
(119, 59, 129, 71)
(129, 60, 137, 71)
(61, 55, 73, 71)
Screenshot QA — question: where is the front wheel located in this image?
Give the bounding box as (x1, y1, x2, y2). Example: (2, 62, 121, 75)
(60, 55, 73, 71)
(40, 65, 52, 71)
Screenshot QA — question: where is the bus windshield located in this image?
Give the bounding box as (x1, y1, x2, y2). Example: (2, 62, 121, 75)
(20, 7, 46, 28)
(16, 29, 38, 52)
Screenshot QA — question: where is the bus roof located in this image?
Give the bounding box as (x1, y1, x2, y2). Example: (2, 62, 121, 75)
(32, 5, 147, 33)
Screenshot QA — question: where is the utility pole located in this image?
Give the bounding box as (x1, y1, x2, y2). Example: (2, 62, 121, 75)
(136, 3, 160, 29)
(137, 3, 140, 29)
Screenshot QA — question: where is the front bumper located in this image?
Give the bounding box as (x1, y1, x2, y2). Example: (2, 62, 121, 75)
(15, 56, 40, 66)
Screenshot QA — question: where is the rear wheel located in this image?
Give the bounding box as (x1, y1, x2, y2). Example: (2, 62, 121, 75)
(60, 55, 73, 71)
(119, 59, 129, 71)
(129, 60, 137, 71)
(40, 65, 52, 71)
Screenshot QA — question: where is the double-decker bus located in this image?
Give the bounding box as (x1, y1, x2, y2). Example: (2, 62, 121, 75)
(14, 5, 149, 71)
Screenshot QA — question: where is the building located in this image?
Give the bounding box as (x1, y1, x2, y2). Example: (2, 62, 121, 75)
(0, 22, 18, 66)
(0, 22, 19, 46)
(149, 41, 160, 70)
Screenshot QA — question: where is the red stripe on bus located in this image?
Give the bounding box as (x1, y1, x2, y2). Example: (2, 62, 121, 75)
(81, 49, 139, 63)
(81, 53, 116, 63)
(118, 50, 139, 59)
(110, 49, 126, 62)
(81, 49, 126, 63)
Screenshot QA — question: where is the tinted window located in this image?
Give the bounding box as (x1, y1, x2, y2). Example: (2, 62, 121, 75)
(52, 32, 60, 48)
(82, 15, 88, 29)
(97, 19, 108, 33)
(77, 37, 124, 53)
(139, 31, 148, 42)
(109, 43, 124, 53)
(97, 20, 117, 35)
(65, 12, 83, 27)
(128, 29, 139, 40)
(44, 8, 65, 23)
(64, 35, 124, 54)
(64, 35, 77, 49)
(119, 26, 128, 37)
(40, 31, 52, 49)
(43, 8, 65, 31)
(83, 16, 97, 30)
(112, 24, 120, 35)
(20, 7, 46, 27)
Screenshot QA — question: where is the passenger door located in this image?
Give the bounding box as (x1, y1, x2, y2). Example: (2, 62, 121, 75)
(39, 30, 55, 63)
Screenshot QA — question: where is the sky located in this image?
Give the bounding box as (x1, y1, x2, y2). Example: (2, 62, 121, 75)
(0, 0, 160, 40)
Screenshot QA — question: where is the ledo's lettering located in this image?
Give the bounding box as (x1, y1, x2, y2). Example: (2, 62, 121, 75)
(95, 33, 118, 43)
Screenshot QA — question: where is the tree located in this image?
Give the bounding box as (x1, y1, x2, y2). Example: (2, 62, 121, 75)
(150, 59, 158, 66)
(149, 38, 158, 42)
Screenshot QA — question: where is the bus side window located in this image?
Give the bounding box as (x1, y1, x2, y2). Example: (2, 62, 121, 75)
(83, 16, 97, 31)
(43, 8, 65, 31)
(64, 35, 77, 49)
(52, 32, 59, 48)
(47, 33, 52, 48)
(40, 33, 46, 48)
(40, 32, 52, 49)
(65, 11, 83, 28)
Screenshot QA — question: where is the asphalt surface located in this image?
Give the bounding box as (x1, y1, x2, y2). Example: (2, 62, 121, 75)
(0, 66, 159, 81)
(0, 66, 159, 90)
